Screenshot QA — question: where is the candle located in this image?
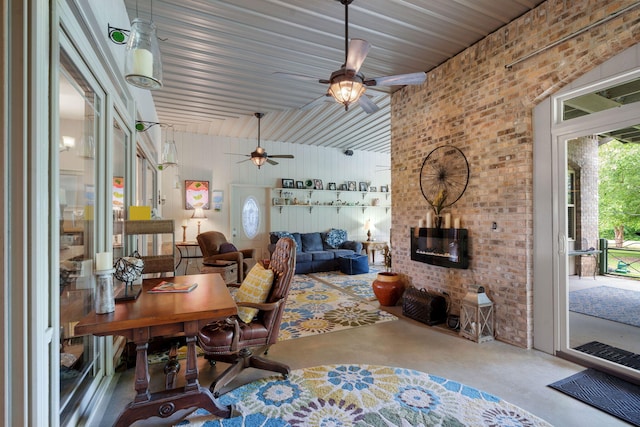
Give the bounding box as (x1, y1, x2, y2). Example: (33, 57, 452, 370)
(444, 213, 451, 229)
(419, 219, 425, 228)
(426, 211, 433, 228)
(132, 48, 153, 77)
(96, 252, 112, 271)
(454, 217, 461, 229)
(182, 219, 188, 226)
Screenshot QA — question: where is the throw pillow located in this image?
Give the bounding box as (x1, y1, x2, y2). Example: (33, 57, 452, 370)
(325, 228, 347, 248)
(219, 242, 238, 254)
(235, 263, 274, 323)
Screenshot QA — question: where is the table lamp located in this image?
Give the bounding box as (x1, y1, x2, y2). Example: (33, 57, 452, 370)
(191, 207, 207, 235)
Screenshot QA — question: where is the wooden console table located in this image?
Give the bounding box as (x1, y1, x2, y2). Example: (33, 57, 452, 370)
(362, 241, 389, 264)
(75, 273, 237, 426)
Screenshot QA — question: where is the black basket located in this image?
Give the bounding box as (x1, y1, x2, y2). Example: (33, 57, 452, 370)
(402, 287, 447, 326)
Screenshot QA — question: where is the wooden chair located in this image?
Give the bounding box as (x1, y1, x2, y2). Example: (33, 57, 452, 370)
(198, 237, 296, 397)
(197, 231, 256, 283)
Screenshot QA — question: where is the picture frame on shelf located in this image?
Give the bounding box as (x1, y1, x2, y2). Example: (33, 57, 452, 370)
(305, 179, 313, 188)
(185, 180, 210, 210)
(313, 179, 323, 190)
(347, 181, 357, 191)
(380, 185, 389, 193)
(296, 180, 304, 189)
(369, 186, 377, 192)
(327, 182, 336, 190)
(339, 184, 347, 191)
(359, 182, 369, 192)
(282, 178, 294, 188)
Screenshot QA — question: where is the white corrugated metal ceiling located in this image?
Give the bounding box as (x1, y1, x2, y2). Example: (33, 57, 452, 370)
(124, 0, 544, 153)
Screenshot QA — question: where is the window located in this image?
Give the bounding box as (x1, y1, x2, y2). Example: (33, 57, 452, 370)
(242, 196, 260, 239)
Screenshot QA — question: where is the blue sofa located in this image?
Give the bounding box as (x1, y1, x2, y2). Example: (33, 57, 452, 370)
(268, 229, 363, 274)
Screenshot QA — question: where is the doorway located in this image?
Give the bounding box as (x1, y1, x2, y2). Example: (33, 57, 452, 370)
(534, 64, 640, 383)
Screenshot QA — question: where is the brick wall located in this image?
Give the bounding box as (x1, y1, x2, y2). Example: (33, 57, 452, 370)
(391, 0, 640, 348)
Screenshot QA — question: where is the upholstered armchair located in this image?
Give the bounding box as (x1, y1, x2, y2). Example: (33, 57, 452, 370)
(198, 236, 296, 397)
(196, 231, 256, 283)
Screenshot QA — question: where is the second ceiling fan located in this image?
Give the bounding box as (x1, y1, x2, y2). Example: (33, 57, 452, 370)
(275, 0, 426, 114)
(232, 113, 294, 168)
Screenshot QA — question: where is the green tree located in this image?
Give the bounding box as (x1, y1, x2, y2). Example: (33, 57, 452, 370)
(598, 140, 640, 242)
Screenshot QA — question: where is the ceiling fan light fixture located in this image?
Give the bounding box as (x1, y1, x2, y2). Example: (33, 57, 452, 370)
(251, 152, 267, 167)
(328, 70, 366, 110)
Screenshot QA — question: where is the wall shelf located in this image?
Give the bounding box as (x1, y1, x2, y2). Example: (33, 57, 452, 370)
(272, 187, 391, 214)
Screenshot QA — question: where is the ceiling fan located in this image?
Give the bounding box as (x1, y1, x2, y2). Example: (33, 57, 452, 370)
(274, 0, 426, 114)
(229, 113, 294, 168)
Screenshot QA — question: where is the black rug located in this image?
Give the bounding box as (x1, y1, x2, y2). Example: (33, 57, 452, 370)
(549, 368, 640, 426)
(575, 341, 640, 370)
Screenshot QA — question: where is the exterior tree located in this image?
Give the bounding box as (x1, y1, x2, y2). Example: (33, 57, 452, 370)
(598, 140, 640, 246)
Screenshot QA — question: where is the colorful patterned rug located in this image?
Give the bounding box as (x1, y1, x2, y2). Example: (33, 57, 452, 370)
(569, 286, 640, 327)
(178, 364, 552, 426)
(278, 275, 397, 341)
(308, 267, 382, 301)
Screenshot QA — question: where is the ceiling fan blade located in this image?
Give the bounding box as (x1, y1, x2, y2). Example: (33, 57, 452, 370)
(272, 71, 322, 82)
(366, 72, 427, 87)
(267, 158, 279, 165)
(268, 154, 294, 159)
(236, 158, 251, 164)
(300, 94, 332, 110)
(358, 95, 379, 114)
(225, 152, 250, 157)
(346, 39, 370, 73)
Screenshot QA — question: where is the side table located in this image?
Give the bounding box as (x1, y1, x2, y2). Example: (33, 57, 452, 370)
(361, 241, 389, 265)
(176, 241, 203, 275)
(200, 260, 238, 285)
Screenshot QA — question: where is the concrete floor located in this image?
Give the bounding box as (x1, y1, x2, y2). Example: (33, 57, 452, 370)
(93, 274, 637, 427)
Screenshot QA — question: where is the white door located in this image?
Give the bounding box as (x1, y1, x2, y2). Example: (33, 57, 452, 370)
(230, 185, 271, 262)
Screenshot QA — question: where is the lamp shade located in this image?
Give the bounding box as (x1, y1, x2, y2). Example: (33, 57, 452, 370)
(125, 19, 163, 89)
(191, 207, 207, 220)
(328, 70, 366, 110)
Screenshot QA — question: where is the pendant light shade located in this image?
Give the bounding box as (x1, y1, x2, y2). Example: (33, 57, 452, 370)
(125, 18, 163, 89)
(328, 69, 366, 110)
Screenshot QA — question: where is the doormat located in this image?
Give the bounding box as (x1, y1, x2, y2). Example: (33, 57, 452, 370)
(549, 368, 640, 426)
(575, 341, 640, 370)
(569, 286, 640, 327)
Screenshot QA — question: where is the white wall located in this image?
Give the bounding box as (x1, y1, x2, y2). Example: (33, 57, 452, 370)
(160, 131, 392, 247)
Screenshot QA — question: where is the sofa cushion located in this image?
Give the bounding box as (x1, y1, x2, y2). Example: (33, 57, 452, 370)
(296, 251, 313, 263)
(310, 251, 334, 261)
(301, 232, 324, 252)
(329, 248, 355, 258)
(218, 242, 238, 254)
(291, 233, 303, 252)
(325, 228, 348, 249)
(235, 263, 274, 323)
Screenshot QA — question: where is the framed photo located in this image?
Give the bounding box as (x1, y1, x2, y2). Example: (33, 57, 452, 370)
(296, 180, 304, 189)
(212, 190, 224, 212)
(369, 186, 377, 192)
(380, 185, 389, 193)
(327, 182, 336, 190)
(339, 184, 347, 191)
(313, 179, 323, 190)
(282, 178, 294, 188)
(185, 180, 210, 209)
(359, 182, 369, 192)
(347, 181, 357, 191)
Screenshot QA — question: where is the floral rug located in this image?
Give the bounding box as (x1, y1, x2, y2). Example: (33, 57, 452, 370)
(178, 364, 552, 426)
(308, 267, 382, 301)
(278, 275, 397, 341)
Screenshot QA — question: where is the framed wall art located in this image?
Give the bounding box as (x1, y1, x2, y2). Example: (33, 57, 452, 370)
(185, 180, 210, 210)
(212, 190, 224, 212)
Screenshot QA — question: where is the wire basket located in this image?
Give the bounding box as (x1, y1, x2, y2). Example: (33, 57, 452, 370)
(113, 256, 144, 285)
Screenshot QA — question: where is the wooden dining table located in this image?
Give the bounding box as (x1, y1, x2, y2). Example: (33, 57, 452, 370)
(75, 273, 237, 427)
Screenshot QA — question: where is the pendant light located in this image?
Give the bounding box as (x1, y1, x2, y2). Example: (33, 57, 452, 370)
(125, 16, 163, 89)
(161, 126, 178, 167)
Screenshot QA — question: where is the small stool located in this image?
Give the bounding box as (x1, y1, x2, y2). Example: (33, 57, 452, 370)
(338, 254, 369, 275)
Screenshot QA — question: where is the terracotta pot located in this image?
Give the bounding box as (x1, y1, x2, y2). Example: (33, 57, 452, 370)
(372, 272, 404, 306)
